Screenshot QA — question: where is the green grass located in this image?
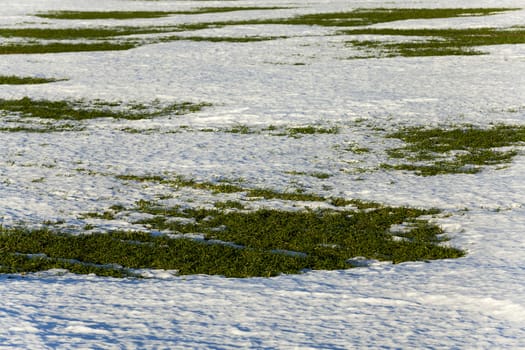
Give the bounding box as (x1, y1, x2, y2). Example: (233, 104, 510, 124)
(0, 227, 308, 278)
(0, 42, 138, 55)
(36, 7, 288, 20)
(383, 125, 525, 175)
(175, 7, 515, 30)
(129, 203, 463, 275)
(0, 97, 210, 121)
(266, 8, 513, 27)
(0, 124, 82, 133)
(0, 200, 463, 278)
(0, 26, 282, 54)
(115, 173, 348, 203)
(287, 171, 332, 179)
(159, 35, 283, 43)
(117, 174, 245, 194)
(114, 173, 390, 210)
(3, 8, 514, 54)
(0, 75, 64, 84)
(287, 126, 339, 137)
(345, 27, 525, 57)
(0, 27, 174, 40)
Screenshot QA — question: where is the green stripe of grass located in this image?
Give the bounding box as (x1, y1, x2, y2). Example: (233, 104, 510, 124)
(0, 97, 210, 120)
(0, 42, 137, 55)
(36, 7, 288, 20)
(0, 75, 64, 84)
(345, 27, 525, 57)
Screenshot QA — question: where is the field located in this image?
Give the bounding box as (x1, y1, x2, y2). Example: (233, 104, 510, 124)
(1, 0, 525, 348)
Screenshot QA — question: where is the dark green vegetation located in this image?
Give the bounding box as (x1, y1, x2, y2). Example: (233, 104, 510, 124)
(1, 7, 517, 54)
(36, 7, 505, 23)
(0, 123, 82, 133)
(0, 26, 280, 54)
(175, 7, 513, 29)
(345, 27, 525, 57)
(0, 201, 464, 277)
(36, 7, 288, 20)
(246, 8, 512, 27)
(0, 75, 64, 84)
(0, 42, 137, 55)
(0, 27, 173, 40)
(383, 125, 525, 175)
(287, 125, 339, 136)
(0, 97, 210, 121)
(115, 173, 364, 204)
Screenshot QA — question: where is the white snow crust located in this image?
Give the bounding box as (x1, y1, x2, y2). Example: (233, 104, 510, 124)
(1, 0, 525, 348)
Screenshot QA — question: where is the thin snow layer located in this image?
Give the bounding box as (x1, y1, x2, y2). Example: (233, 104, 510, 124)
(1, 0, 525, 348)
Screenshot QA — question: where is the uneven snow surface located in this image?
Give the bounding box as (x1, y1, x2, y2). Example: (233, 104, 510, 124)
(1, 0, 525, 348)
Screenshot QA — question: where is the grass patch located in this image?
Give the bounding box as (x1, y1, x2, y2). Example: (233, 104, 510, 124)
(115, 173, 340, 202)
(383, 125, 525, 175)
(0, 124, 82, 133)
(345, 27, 525, 57)
(175, 8, 515, 30)
(4, 201, 462, 278)
(287, 125, 339, 137)
(0, 75, 64, 84)
(0, 227, 310, 278)
(117, 174, 245, 194)
(159, 35, 283, 43)
(0, 42, 138, 55)
(36, 7, 288, 20)
(0, 27, 175, 40)
(115, 173, 380, 209)
(214, 200, 246, 210)
(287, 171, 332, 179)
(0, 26, 282, 54)
(132, 204, 463, 274)
(0, 97, 210, 121)
(267, 8, 513, 27)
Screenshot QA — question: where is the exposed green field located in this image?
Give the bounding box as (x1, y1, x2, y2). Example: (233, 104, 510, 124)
(383, 125, 525, 175)
(182, 8, 514, 28)
(0, 97, 210, 121)
(256, 8, 513, 27)
(0, 42, 138, 55)
(0, 197, 463, 277)
(345, 27, 525, 57)
(0, 7, 517, 54)
(0, 75, 64, 84)
(0, 27, 174, 40)
(36, 7, 288, 20)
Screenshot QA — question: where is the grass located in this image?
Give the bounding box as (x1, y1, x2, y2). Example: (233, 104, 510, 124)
(0, 27, 175, 40)
(0, 97, 210, 121)
(264, 8, 513, 27)
(159, 35, 283, 43)
(173, 7, 515, 30)
(0, 75, 64, 84)
(383, 125, 525, 175)
(117, 174, 245, 194)
(3, 8, 516, 54)
(0, 42, 138, 55)
(287, 126, 339, 137)
(344, 27, 525, 57)
(0, 199, 463, 278)
(287, 171, 332, 179)
(36, 7, 288, 20)
(116, 173, 352, 203)
(0, 26, 282, 54)
(0, 124, 82, 133)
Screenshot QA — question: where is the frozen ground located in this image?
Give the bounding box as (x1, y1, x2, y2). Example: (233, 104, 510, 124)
(1, 0, 525, 348)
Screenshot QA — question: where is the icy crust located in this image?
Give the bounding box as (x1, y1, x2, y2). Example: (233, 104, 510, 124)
(1, 0, 525, 348)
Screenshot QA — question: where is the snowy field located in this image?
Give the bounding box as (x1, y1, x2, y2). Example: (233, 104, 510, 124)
(1, 0, 525, 348)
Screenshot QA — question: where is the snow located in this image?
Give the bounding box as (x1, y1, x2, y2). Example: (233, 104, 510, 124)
(1, 0, 525, 348)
